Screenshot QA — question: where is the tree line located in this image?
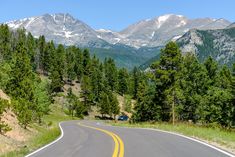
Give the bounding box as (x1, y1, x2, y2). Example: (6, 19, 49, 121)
(133, 42, 235, 128)
(0, 24, 136, 130)
(0, 24, 234, 131)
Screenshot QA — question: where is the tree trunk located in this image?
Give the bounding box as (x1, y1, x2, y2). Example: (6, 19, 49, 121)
(172, 90, 175, 125)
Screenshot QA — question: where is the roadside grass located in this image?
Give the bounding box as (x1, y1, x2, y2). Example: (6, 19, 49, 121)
(1, 104, 75, 157)
(110, 121, 235, 154)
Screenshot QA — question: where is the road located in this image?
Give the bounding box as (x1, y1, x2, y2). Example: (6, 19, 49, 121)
(26, 120, 234, 157)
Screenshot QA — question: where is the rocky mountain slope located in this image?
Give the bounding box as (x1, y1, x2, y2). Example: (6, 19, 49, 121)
(6, 13, 109, 48)
(227, 22, 235, 29)
(117, 14, 230, 48)
(140, 27, 235, 69)
(177, 27, 235, 66)
(96, 14, 230, 48)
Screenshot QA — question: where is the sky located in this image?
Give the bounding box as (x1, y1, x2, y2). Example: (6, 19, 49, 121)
(1, 0, 235, 31)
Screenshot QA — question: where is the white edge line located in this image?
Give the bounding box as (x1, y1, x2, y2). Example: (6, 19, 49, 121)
(110, 124, 235, 157)
(25, 122, 64, 157)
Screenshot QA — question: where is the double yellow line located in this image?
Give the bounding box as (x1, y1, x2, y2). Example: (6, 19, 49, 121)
(78, 123, 124, 157)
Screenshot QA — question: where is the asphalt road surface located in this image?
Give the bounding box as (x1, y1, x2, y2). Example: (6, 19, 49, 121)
(26, 120, 234, 157)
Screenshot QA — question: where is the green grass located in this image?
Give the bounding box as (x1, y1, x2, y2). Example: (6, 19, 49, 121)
(1, 104, 75, 157)
(110, 122, 235, 153)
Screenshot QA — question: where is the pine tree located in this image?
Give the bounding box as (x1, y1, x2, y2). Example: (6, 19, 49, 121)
(0, 62, 11, 90)
(199, 87, 232, 126)
(50, 70, 64, 93)
(204, 56, 218, 85)
(99, 92, 111, 117)
(33, 79, 51, 123)
(230, 64, 235, 127)
(13, 98, 32, 129)
(67, 87, 76, 117)
(153, 42, 182, 121)
(82, 49, 91, 76)
(104, 58, 118, 91)
(49, 44, 65, 92)
(74, 48, 83, 81)
(117, 68, 129, 96)
(47, 41, 56, 74)
(132, 67, 141, 99)
(66, 87, 85, 118)
(38, 36, 47, 73)
(179, 54, 209, 122)
(90, 61, 104, 103)
(7, 41, 35, 101)
(80, 75, 94, 111)
(66, 46, 77, 82)
(109, 93, 120, 119)
(216, 65, 232, 89)
(124, 95, 132, 113)
(0, 24, 11, 60)
(26, 32, 37, 70)
(132, 80, 156, 122)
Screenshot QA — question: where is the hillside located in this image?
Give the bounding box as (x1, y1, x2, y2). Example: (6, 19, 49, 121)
(0, 86, 78, 156)
(0, 90, 32, 155)
(177, 27, 235, 66)
(140, 27, 235, 69)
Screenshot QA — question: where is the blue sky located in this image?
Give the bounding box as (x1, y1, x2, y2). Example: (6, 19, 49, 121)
(1, 0, 234, 31)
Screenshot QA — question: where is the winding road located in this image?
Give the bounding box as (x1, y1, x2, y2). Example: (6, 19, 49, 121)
(26, 120, 234, 157)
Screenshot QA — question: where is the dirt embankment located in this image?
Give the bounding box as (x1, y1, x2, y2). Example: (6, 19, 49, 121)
(0, 89, 33, 155)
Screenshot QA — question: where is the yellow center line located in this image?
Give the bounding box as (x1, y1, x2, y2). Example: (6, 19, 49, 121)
(113, 133, 124, 157)
(78, 123, 124, 157)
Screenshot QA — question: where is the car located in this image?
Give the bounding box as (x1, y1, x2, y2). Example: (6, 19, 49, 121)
(118, 115, 129, 121)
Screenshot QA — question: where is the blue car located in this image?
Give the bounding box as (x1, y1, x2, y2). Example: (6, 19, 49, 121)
(118, 115, 129, 121)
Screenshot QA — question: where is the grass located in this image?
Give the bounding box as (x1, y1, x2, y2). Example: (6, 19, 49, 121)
(1, 104, 75, 157)
(109, 121, 235, 154)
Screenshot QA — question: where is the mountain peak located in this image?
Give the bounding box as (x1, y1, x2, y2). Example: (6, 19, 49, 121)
(157, 14, 184, 19)
(49, 13, 75, 19)
(5, 13, 232, 49)
(153, 14, 186, 29)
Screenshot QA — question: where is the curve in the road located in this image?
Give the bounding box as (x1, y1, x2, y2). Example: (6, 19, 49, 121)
(111, 125, 235, 157)
(78, 122, 124, 157)
(24, 120, 235, 157)
(25, 122, 64, 157)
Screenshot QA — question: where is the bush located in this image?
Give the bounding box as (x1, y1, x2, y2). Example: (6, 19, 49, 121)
(0, 122, 12, 134)
(0, 98, 11, 134)
(124, 95, 132, 113)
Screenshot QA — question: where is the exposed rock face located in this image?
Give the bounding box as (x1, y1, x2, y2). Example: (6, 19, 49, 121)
(6, 13, 108, 47)
(177, 27, 235, 65)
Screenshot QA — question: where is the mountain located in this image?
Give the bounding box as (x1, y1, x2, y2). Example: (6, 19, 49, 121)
(117, 14, 230, 48)
(6, 13, 109, 48)
(5, 13, 161, 69)
(6, 13, 231, 48)
(177, 27, 235, 66)
(227, 22, 235, 29)
(5, 13, 232, 69)
(141, 27, 235, 69)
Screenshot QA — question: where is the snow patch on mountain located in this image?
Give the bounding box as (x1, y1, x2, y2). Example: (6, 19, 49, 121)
(151, 31, 155, 38)
(176, 20, 187, 27)
(157, 14, 172, 28)
(172, 35, 183, 41)
(97, 29, 113, 33)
